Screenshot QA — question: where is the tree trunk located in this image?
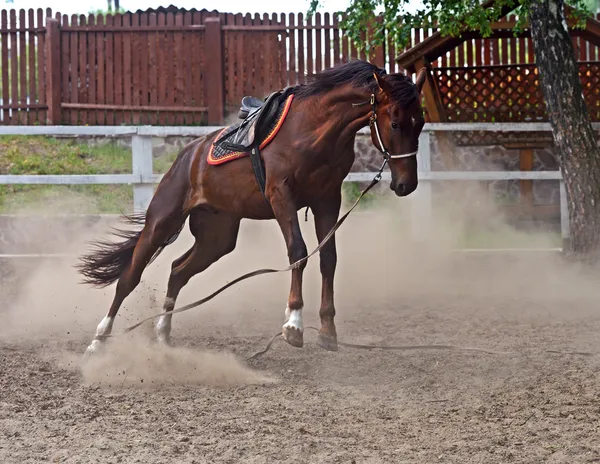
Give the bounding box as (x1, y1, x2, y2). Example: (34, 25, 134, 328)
(529, 0, 600, 258)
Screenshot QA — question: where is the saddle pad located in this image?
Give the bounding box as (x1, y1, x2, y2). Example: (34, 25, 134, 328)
(208, 94, 294, 166)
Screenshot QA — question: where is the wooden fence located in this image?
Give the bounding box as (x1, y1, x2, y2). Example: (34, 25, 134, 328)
(0, 122, 570, 251)
(1, 8, 600, 126)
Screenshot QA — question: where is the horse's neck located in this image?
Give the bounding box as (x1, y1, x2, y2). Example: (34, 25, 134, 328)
(306, 89, 374, 152)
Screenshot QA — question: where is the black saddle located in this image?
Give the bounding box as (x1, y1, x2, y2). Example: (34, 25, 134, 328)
(214, 87, 295, 201)
(238, 96, 264, 119)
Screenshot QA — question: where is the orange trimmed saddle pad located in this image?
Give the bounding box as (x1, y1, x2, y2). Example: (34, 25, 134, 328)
(208, 94, 294, 166)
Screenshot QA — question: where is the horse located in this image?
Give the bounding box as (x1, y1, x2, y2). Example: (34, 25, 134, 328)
(77, 59, 427, 356)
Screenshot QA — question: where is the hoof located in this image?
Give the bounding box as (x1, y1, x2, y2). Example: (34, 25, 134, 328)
(317, 333, 338, 352)
(82, 339, 104, 362)
(282, 325, 304, 348)
(156, 334, 172, 348)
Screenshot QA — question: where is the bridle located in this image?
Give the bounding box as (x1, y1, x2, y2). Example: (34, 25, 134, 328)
(352, 93, 419, 161)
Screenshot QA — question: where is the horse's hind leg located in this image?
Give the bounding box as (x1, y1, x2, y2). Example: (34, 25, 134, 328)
(85, 215, 186, 356)
(156, 209, 241, 345)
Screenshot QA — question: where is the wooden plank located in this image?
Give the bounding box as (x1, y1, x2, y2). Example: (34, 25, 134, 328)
(332, 13, 340, 67)
(130, 12, 141, 124)
(251, 14, 260, 96)
(277, 12, 285, 90)
(448, 30, 456, 67)
(158, 11, 170, 125)
(69, 14, 78, 124)
(204, 17, 224, 124)
(15, 9, 27, 123)
(61, 25, 206, 32)
(501, 35, 508, 65)
(509, 14, 517, 63)
(27, 9, 37, 124)
(261, 13, 269, 95)
(475, 38, 482, 66)
(121, 13, 131, 125)
(297, 13, 305, 84)
(10, 10, 18, 125)
(87, 15, 97, 125)
(183, 12, 193, 124)
(1, 10, 9, 123)
(96, 14, 105, 125)
(306, 14, 313, 76)
(519, 35, 526, 63)
(174, 12, 184, 124)
(148, 13, 158, 125)
(105, 14, 114, 125)
(324, 13, 331, 70)
(191, 11, 203, 125)
(60, 15, 69, 123)
(78, 14, 88, 125)
(165, 12, 175, 124)
(113, 14, 123, 125)
(233, 13, 243, 108)
(492, 37, 500, 65)
(527, 36, 535, 63)
(264, 13, 272, 93)
(224, 12, 234, 113)
(36, 9, 46, 124)
(45, 18, 61, 125)
(519, 148, 534, 208)
(315, 13, 322, 73)
(62, 102, 207, 112)
(466, 39, 474, 67)
(288, 13, 296, 85)
(340, 13, 348, 65)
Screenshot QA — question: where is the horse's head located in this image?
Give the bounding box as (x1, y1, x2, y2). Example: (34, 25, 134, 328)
(370, 69, 427, 197)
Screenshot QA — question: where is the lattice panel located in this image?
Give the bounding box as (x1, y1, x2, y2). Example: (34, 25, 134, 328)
(434, 65, 545, 123)
(434, 63, 600, 124)
(434, 63, 600, 145)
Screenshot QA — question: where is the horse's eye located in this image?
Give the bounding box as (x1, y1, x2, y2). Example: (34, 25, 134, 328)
(391, 122, 400, 131)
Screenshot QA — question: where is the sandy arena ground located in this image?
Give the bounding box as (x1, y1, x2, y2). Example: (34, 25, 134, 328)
(1, 198, 600, 463)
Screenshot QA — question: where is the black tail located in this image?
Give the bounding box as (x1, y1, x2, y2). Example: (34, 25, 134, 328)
(76, 213, 182, 288)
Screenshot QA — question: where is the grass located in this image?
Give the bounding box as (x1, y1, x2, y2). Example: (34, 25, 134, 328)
(0, 135, 178, 214)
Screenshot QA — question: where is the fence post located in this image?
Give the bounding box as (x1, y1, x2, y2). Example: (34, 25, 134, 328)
(559, 174, 570, 251)
(45, 18, 61, 125)
(411, 130, 432, 241)
(204, 17, 225, 125)
(132, 134, 154, 214)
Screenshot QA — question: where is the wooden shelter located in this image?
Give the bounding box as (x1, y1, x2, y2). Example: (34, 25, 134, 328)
(394, 5, 600, 221)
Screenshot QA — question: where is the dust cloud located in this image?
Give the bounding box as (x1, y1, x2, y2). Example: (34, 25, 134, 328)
(2, 173, 600, 383)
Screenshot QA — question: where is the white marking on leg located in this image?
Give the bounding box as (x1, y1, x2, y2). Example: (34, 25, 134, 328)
(85, 315, 114, 355)
(156, 297, 175, 345)
(283, 306, 303, 332)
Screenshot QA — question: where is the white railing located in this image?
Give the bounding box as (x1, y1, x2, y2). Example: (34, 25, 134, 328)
(0, 123, 569, 247)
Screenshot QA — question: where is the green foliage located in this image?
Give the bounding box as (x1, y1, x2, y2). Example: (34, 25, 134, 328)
(309, 0, 594, 50)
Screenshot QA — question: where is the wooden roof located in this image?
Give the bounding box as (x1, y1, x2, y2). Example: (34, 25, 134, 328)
(396, 3, 600, 72)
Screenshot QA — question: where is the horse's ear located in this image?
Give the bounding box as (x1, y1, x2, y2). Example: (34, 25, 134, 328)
(415, 67, 427, 94)
(372, 71, 391, 96)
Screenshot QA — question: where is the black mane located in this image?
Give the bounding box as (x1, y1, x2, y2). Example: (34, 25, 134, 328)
(292, 60, 418, 107)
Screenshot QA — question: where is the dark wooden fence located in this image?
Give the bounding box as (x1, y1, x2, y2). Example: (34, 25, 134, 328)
(1, 8, 600, 126)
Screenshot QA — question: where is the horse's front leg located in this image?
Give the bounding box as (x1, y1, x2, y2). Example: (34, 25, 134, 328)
(313, 194, 341, 351)
(268, 184, 308, 348)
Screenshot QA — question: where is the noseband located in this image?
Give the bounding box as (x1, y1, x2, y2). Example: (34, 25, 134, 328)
(352, 94, 419, 160)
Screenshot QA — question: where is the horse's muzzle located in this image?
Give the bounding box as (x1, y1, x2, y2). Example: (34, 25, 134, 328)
(392, 182, 417, 197)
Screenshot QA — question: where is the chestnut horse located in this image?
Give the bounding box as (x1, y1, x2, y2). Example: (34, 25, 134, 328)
(78, 60, 426, 356)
